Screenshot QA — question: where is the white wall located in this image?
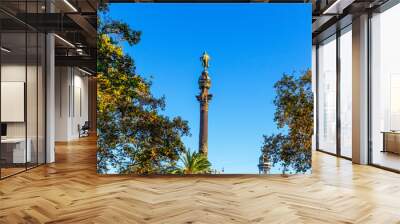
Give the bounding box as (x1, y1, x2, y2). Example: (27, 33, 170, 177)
(55, 67, 89, 141)
(1, 64, 26, 138)
(72, 72, 89, 138)
(1, 65, 42, 138)
(55, 66, 69, 141)
(1, 63, 46, 164)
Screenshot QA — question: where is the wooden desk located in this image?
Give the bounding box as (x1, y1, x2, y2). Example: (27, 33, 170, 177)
(382, 131, 400, 154)
(1, 138, 31, 164)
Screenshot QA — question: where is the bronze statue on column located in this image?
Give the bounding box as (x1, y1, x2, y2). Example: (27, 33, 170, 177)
(196, 52, 212, 157)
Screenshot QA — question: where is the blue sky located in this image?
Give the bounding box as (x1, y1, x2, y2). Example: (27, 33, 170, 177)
(108, 3, 311, 173)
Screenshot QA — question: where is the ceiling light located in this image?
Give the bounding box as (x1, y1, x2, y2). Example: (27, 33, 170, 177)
(63, 0, 78, 12)
(54, 34, 75, 48)
(76, 49, 84, 55)
(1, 47, 11, 53)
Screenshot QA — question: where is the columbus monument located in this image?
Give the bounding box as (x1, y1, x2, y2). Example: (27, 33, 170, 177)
(196, 52, 213, 157)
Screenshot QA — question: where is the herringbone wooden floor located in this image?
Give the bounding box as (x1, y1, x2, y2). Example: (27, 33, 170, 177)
(1, 136, 400, 224)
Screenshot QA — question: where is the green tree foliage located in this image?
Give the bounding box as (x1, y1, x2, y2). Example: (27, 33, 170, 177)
(171, 150, 212, 174)
(260, 70, 313, 174)
(97, 6, 190, 174)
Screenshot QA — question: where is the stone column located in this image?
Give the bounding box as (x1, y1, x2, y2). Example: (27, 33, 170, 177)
(197, 70, 212, 156)
(45, 0, 56, 163)
(46, 30, 55, 163)
(352, 14, 369, 164)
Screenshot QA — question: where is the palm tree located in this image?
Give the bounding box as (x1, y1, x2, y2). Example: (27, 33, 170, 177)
(172, 150, 211, 174)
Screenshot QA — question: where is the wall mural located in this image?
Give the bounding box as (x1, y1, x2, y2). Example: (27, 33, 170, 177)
(97, 3, 312, 175)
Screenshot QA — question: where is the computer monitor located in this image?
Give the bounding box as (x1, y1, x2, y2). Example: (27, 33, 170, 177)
(1, 123, 7, 137)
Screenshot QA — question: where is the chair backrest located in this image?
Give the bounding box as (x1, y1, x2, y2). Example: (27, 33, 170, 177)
(82, 121, 90, 129)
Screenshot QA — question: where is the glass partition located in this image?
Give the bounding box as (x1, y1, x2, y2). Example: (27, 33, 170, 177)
(371, 3, 400, 171)
(0, 1, 46, 179)
(339, 26, 352, 158)
(317, 35, 337, 154)
(0, 30, 28, 178)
